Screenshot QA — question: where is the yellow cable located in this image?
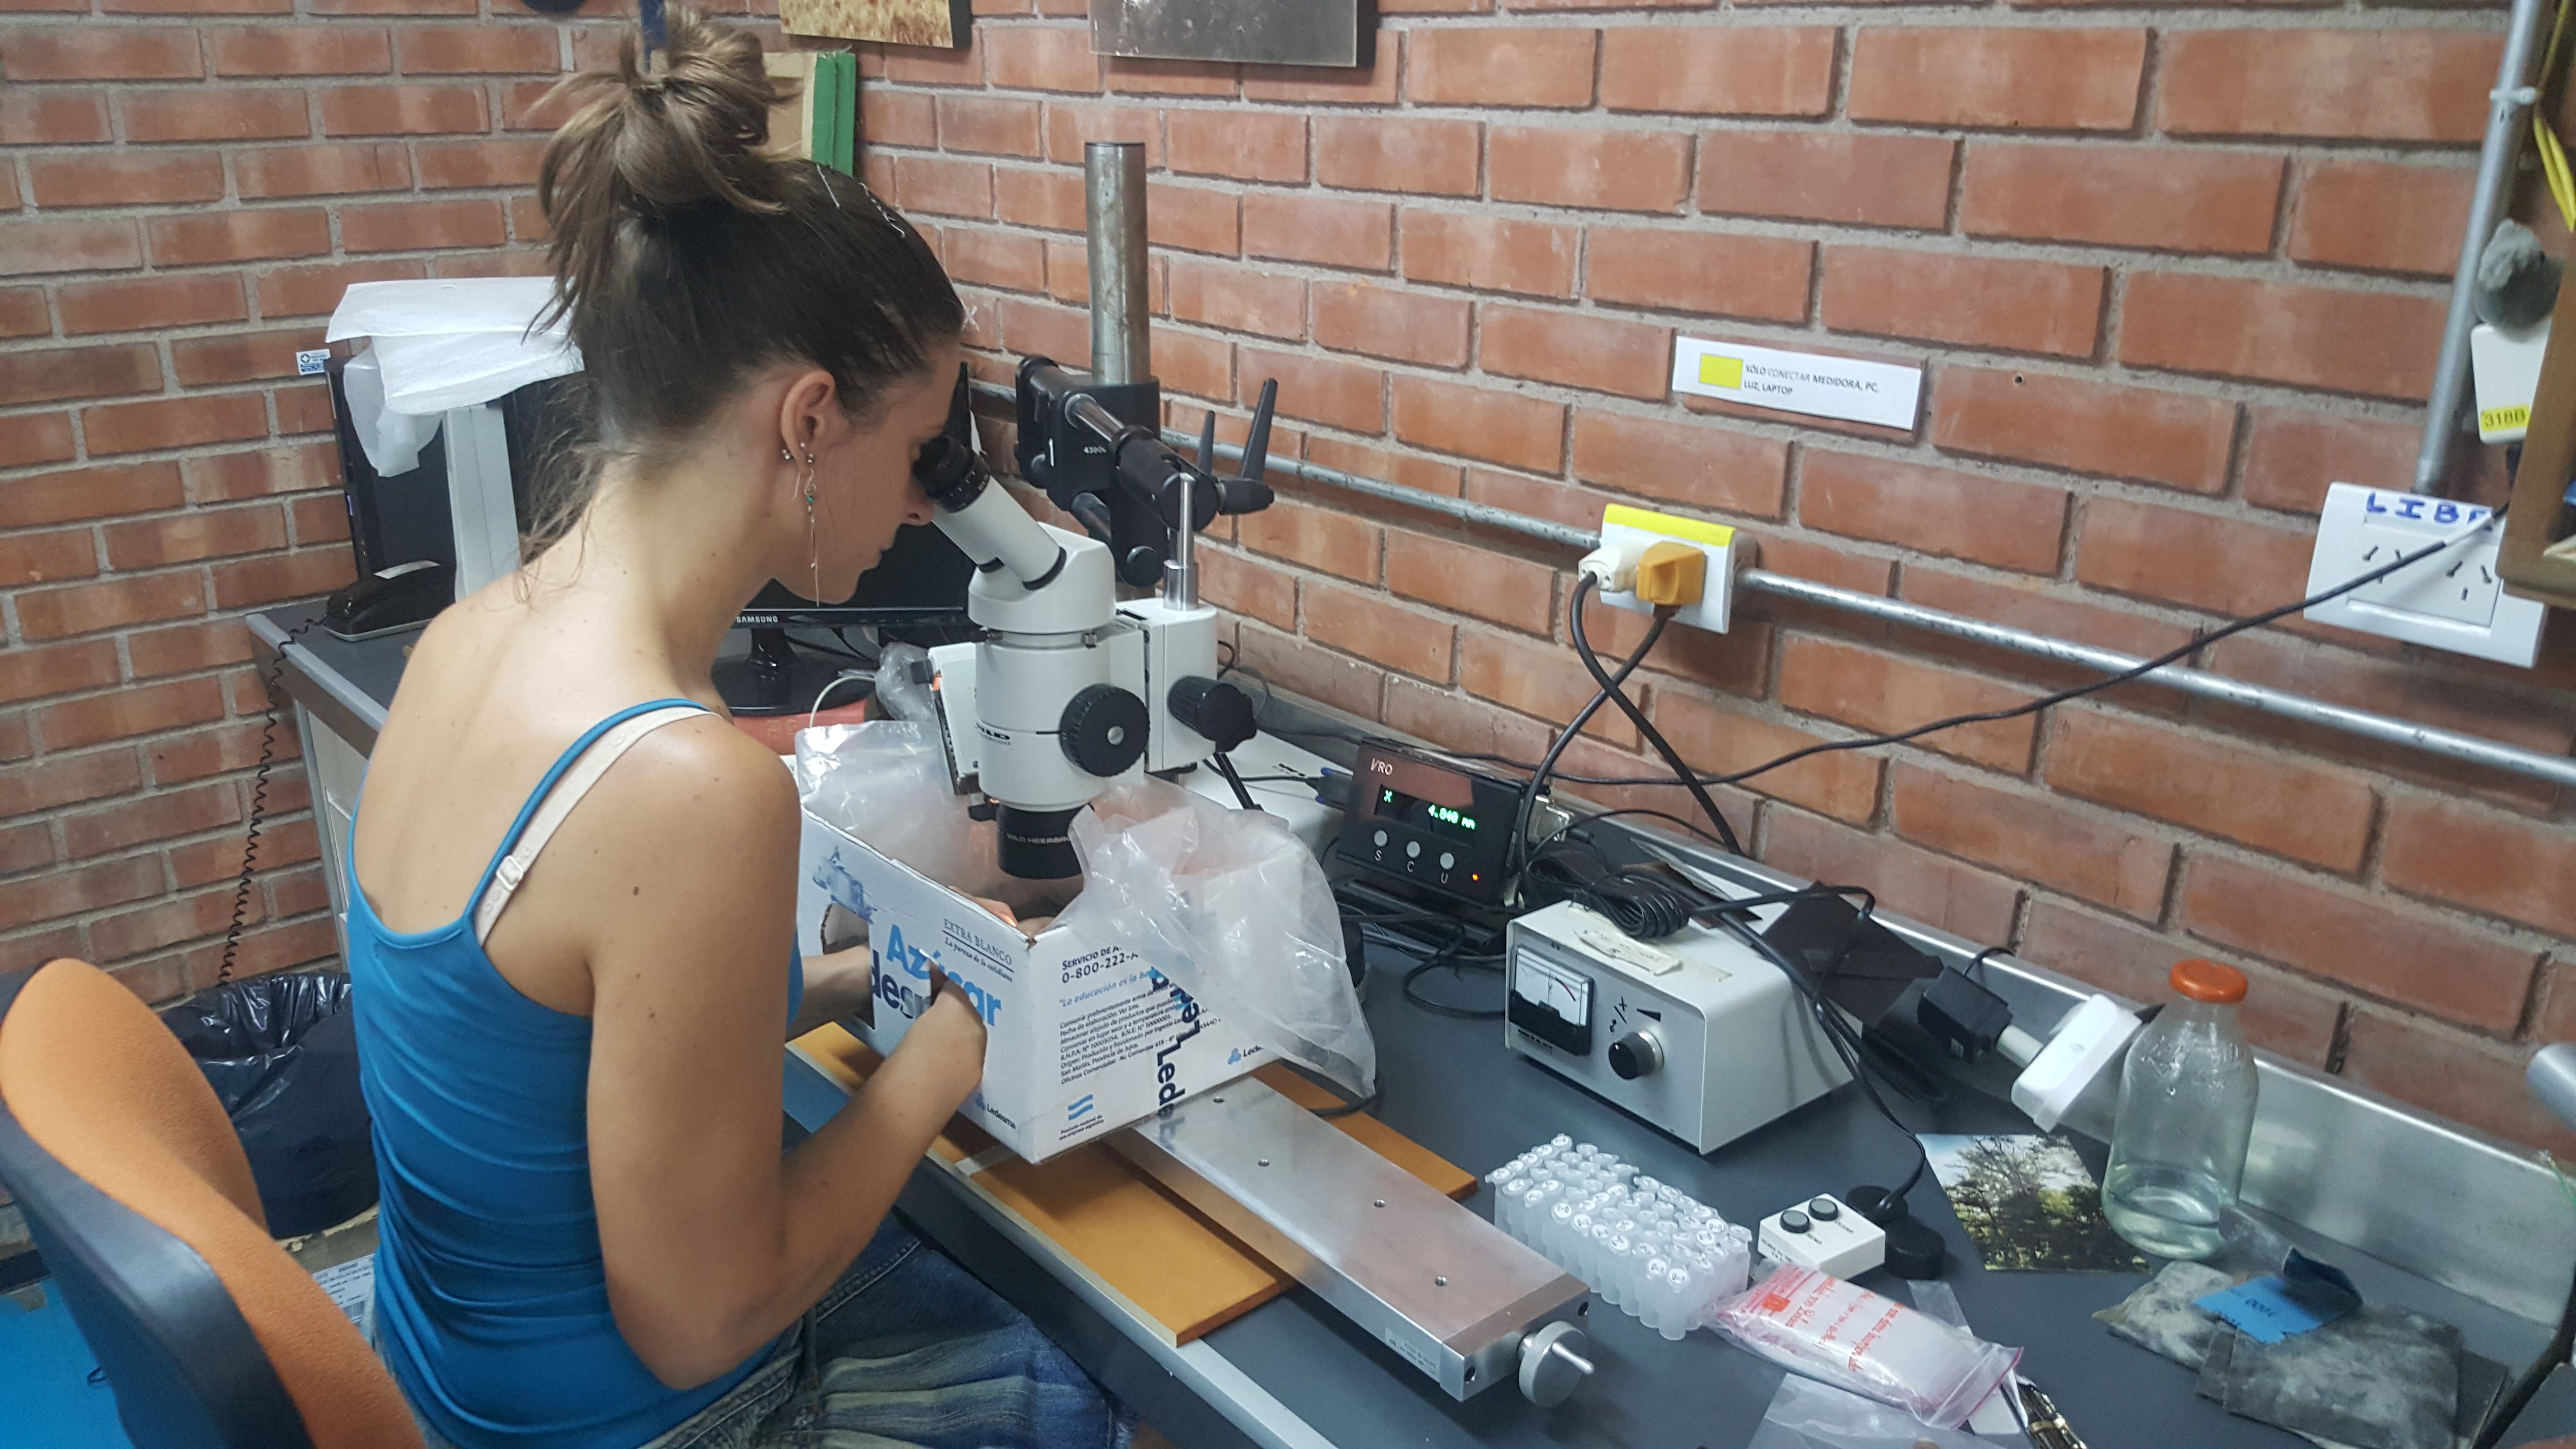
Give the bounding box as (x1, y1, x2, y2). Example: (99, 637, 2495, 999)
(2540, 0, 2576, 231)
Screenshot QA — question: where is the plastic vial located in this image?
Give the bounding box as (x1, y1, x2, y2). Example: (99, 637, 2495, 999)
(2104, 959, 2261, 1261)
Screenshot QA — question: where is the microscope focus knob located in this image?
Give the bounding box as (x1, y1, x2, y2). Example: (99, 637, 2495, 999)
(1059, 685, 1151, 777)
(1606, 1030, 1664, 1081)
(1168, 677, 1257, 752)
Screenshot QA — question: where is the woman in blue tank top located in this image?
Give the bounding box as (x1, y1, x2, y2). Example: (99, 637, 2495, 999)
(343, 11, 1128, 1446)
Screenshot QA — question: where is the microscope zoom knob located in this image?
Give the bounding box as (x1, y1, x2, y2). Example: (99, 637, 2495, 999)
(1606, 1030, 1664, 1081)
(1059, 685, 1151, 777)
(1168, 677, 1257, 752)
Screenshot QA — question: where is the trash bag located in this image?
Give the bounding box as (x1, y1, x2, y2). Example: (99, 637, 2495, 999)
(160, 970, 376, 1239)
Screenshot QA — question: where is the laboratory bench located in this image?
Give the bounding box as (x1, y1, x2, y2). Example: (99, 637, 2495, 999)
(252, 606, 2576, 1449)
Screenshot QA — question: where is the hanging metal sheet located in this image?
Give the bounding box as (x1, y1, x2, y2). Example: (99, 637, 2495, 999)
(1089, 0, 1371, 68)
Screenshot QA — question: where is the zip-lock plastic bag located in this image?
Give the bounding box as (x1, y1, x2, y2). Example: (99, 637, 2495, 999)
(1060, 779, 1375, 1099)
(1711, 1267, 2021, 1430)
(794, 720, 1051, 916)
(1747, 1375, 1995, 1449)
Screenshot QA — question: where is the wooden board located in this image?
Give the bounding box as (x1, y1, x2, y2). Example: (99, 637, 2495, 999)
(791, 1024, 1475, 1343)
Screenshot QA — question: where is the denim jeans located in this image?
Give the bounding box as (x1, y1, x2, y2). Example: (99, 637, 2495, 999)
(377, 1214, 1133, 1449)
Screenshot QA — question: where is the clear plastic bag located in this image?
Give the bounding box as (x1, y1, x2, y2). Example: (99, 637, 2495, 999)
(1711, 1267, 2021, 1430)
(873, 642, 938, 724)
(1747, 1375, 1995, 1449)
(794, 720, 1031, 913)
(1059, 779, 1375, 1098)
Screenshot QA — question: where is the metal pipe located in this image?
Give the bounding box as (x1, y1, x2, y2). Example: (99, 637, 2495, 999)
(1083, 142, 1150, 386)
(2416, 0, 2550, 495)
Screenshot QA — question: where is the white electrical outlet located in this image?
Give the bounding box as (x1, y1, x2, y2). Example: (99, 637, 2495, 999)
(1595, 503, 1735, 635)
(2303, 483, 2545, 667)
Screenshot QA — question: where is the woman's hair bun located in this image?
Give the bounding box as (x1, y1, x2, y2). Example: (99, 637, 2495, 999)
(540, 6, 791, 225)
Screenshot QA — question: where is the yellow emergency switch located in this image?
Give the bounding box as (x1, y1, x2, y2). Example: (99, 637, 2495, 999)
(1636, 540, 1706, 607)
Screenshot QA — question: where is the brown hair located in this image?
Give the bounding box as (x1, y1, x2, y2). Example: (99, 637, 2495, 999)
(528, 9, 962, 543)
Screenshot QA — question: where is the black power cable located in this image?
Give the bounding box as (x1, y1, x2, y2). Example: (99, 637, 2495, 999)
(1509, 590, 1671, 882)
(221, 618, 315, 985)
(1565, 574, 1743, 854)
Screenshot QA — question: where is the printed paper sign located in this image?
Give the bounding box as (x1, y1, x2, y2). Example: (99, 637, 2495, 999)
(1670, 337, 1922, 431)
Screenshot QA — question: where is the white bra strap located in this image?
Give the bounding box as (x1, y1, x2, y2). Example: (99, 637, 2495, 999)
(473, 706, 707, 946)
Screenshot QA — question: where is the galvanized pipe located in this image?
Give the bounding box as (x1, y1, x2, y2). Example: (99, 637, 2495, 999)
(2415, 0, 2550, 494)
(1083, 142, 1150, 387)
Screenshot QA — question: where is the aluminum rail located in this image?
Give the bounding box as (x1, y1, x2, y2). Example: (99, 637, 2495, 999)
(960, 384, 2576, 791)
(2416, 0, 2551, 495)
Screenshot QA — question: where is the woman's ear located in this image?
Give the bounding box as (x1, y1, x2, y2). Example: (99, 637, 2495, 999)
(774, 367, 841, 462)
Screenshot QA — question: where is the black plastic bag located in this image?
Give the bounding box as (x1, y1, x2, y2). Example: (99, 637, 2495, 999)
(161, 970, 377, 1238)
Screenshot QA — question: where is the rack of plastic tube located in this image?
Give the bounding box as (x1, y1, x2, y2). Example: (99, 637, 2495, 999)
(1486, 1136, 1755, 1341)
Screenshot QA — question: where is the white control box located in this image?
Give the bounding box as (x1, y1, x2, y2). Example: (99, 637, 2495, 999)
(2303, 483, 2545, 668)
(1757, 1194, 1887, 1278)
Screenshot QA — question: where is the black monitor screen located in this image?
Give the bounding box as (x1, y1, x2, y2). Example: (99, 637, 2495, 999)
(738, 523, 974, 627)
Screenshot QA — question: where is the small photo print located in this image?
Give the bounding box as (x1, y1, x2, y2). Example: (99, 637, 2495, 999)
(1920, 1134, 2145, 1273)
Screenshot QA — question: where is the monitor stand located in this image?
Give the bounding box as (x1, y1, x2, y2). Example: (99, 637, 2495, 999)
(714, 626, 852, 717)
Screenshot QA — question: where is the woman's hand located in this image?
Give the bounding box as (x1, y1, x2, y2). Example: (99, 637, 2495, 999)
(894, 965, 987, 1106)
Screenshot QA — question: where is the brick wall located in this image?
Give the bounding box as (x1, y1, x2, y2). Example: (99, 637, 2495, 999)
(870, 2, 2576, 1154)
(0, 2, 779, 1000)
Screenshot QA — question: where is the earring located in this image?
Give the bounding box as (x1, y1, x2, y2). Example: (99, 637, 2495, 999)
(801, 451, 820, 598)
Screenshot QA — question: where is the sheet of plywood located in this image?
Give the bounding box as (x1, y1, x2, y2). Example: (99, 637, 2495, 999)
(791, 1025, 1475, 1343)
(781, 0, 967, 47)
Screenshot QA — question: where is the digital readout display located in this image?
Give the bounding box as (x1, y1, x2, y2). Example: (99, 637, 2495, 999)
(1378, 787, 1480, 839)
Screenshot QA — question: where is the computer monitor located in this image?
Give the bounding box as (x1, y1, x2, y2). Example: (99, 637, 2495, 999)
(718, 525, 975, 715)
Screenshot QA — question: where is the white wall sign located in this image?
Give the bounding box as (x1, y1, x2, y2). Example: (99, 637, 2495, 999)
(1670, 336, 1922, 431)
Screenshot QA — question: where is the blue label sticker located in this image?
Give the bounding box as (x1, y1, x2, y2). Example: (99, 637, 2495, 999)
(2195, 1273, 2355, 1344)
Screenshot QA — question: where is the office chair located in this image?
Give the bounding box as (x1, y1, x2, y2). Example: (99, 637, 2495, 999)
(0, 959, 421, 1449)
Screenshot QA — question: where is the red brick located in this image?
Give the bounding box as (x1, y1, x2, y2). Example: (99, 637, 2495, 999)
(35, 676, 226, 754)
(0, 287, 46, 337)
(1824, 247, 2102, 358)
(1406, 27, 1596, 109)
(0, 414, 77, 469)
(210, 23, 389, 74)
(1392, 376, 1564, 472)
(210, 548, 357, 608)
(0, 748, 143, 819)
(1599, 26, 1831, 117)
(62, 780, 243, 859)
(2017, 900, 2343, 1066)
(0, 529, 98, 588)
(5, 461, 186, 525)
(1304, 582, 1455, 683)
(1038, 238, 1171, 310)
(1763, 809, 2020, 946)
(172, 815, 312, 890)
(1306, 281, 1467, 368)
(340, 197, 506, 253)
(2182, 854, 2535, 1032)
(83, 393, 269, 457)
(1166, 110, 1306, 183)
(1778, 635, 2037, 773)
(103, 505, 287, 570)
(996, 296, 1087, 362)
(1893, 762, 2171, 918)
(2340, 1010, 2576, 1157)
(1477, 304, 1669, 402)
(89, 888, 249, 965)
(935, 93, 1040, 157)
(122, 87, 310, 142)
(1490, 125, 1690, 213)
(1650, 692, 1883, 823)
(291, 493, 351, 544)
(1583, 589, 1771, 699)
(1961, 143, 2281, 255)
(0, 218, 143, 278)
(497, 77, 575, 131)
(2045, 708, 2376, 871)
(185, 442, 335, 501)
(1386, 532, 1556, 635)
(1037, 98, 1158, 164)
(1585, 226, 1810, 325)
(1748, 535, 1894, 598)
(984, 24, 1096, 92)
(0, 823, 52, 877)
(1245, 192, 1391, 271)
(1196, 545, 1296, 630)
(1401, 210, 1575, 298)
(58, 275, 245, 336)
(894, 154, 993, 218)
(1850, 27, 2146, 131)
(1458, 626, 1638, 748)
(1236, 621, 1384, 720)
(1568, 407, 1786, 519)
(0, 859, 164, 932)
(1801, 450, 2067, 574)
(0, 344, 160, 405)
(2159, 29, 2499, 144)
(412, 137, 546, 190)
(990, 166, 1079, 231)
(1166, 258, 1304, 339)
(1303, 434, 1463, 498)
(253, 257, 424, 318)
(318, 82, 484, 135)
(0, 640, 119, 705)
(234, 141, 409, 198)
(1234, 345, 1383, 433)
(396, 23, 558, 73)
(1234, 495, 1380, 582)
(1315, 116, 1480, 198)
(1146, 180, 1238, 254)
(1241, 36, 1401, 106)
(2121, 272, 2443, 402)
(15, 570, 207, 641)
(1382, 679, 1555, 767)
(3, 25, 202, 80)
(308, 0, 473, 12)
(147, 720, 270, 783)
(875, 40, 981, 86)
(2073, 496, 2311, 618)
(1901, 566, 2196, 663)
(1933, 367, 2234, 494)
(1103, 58, 1234, 97)
(2286, 160, 2472, 278)
(2241, 406, 2419, 515)
(26, 151, 225, 209)
(127, 617, 254, 679)
(860, 88, 937, 150)
(941, 226, 1045, 292)
(275, 381, 335, 436)
(1, 90, 112, 145)
(145, 208, 330, 267)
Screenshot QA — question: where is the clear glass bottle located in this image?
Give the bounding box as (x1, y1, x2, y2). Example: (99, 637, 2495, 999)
(2103, 959, 2260, 1260)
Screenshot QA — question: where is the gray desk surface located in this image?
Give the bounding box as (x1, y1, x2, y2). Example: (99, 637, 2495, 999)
(255, 606, 2576, 1449)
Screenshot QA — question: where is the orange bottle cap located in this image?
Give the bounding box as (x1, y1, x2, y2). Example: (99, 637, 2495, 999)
(2171, 958, 2247, 1004)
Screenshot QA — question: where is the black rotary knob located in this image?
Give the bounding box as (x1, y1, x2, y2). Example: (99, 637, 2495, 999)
(1606, 1030, 1664, 1081)
(1168, 677, 1257, 752)
(1059, 685, 1150, 777)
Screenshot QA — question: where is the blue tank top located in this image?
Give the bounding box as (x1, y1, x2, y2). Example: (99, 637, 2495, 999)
(348, 700, 803, 1448)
